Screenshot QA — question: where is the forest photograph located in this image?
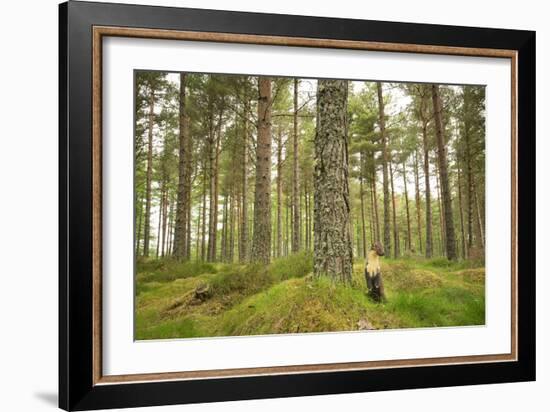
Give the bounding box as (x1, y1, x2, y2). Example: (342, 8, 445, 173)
(134, 71, 486, 340)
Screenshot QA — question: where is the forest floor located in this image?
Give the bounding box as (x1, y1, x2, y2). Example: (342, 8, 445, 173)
(135, 253, 485, 340)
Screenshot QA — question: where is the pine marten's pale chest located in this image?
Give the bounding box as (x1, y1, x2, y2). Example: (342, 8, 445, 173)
(366, 250, 381, 276)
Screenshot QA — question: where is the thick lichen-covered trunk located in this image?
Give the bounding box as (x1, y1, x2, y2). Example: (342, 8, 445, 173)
(313, 80, 353, 283)
(251, 77, 272, 264)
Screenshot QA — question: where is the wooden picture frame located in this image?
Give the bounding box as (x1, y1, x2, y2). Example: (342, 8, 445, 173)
(59, 1, 535, 410)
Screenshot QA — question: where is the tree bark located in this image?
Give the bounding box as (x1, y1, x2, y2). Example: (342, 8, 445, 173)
(240, 99, 249, 262)
(292, 78, 301, 253)
(251, 77, 272, 264)
(419, 89, 433, 258)
(313, 79, 353, 282)
(432, 84, 457, 260)
(276, 129, 283, 258)
(377, 83, 392, 257)
(135, 195, 143, 257)
(201, 163, 207, 261)
(402, 161, 412, 252)
(413, 148, 423, 253)
(143, 87, 155, 257)
(359, 153, 367, 258)
(174, 73, 189, 260)
(371, 166, 380, 242)
(457, 162, 467, 259)
(389, 156, 399, 258)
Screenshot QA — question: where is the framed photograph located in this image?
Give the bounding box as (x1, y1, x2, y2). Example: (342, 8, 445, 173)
(59, 1, 535, 410)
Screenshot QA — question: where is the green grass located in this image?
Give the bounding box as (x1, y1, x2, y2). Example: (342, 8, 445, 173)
(135, 254, 485, 340)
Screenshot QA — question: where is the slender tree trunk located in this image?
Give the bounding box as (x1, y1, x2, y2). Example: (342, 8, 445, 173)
(207, 110, 223, 262)
(389, 157, 399, 258)
(463, 87, 475, 251)
(229, 189, 236, 262)
(174, 73, 189, 260)
(436, 170, 444, 256)
(240, 100, 249, 262)
(432, 84, 457, 260)
(371, 167, 380, 242)
(313, 79, 353, 282)
(420, 91, 433, 258)
(377, 83, 392, 256)
(166, 199, 174, 256)
(285, 198, 290, 256)
(156, 189, 163, 258)
(221, 194, 228, 261)
(143, 88, 155, 257)
(201, 164, 207, 261)
(292, 78, 301, 253)
(457, 162, 467, 259)
(251, 77, 272, 264)
(161, 184, 169, 257)
(135, 195, 143, 257)
(367, 179, 378, 244)
(276, 131, 283, 258)
(413, 148, 423, 254)
(195, 202, 201, 260)
(304, 180, 309, 251)
(359, 153, 367, 259)
(474, 185, 485, 249)
(402, 161, 412, 252)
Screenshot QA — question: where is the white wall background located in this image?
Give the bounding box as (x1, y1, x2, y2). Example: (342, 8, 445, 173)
(0, 0, 545, 411)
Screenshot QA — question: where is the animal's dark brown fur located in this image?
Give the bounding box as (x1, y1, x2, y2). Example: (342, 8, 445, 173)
(365, 242, 386, 302)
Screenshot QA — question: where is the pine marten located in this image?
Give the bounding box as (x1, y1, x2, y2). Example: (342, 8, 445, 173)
(365, 241, 385, 302)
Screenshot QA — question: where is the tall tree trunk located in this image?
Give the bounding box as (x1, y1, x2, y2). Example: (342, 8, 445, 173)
(229, 189, 236, 262)
(285, 197, 290, 256)
(432, 84, 457, 260)
(371, 166, 380, 242)
(292, 78, 301, 253)
(389, 156, 399, 258)
(377, 83, 392, 256)
(359, 153, 367, 258)
(463, 87, 475, 251)
(251, 77, 272, 264)
(195, 201, 201, 260)
(402, 161, 412, 252)
(276, 130, 283, 258)
(413, 148, 423, 254)
(304, 180, 310, 251)
(155, 188, 163, 258)
(420, 91, 433, 258)
(174, 73, 189, 260)
(240, 100, 249, 262)
(201, 164, 207, 261)
(207, 110, 223, 261)
(367, 182, 374, 245)
(436, 170, 444, 255)
(457, 162, 467, 259)
(135, 195, 143, 257)
(221, 194, 228, 261)
(161, 185, 169, 257)
(143, 88, 155, 257)
(313, 79, 353, 282)
(166, 199, 174, 256)
(474, 185, 485, 249)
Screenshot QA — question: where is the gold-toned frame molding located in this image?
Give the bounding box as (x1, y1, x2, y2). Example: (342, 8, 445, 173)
(92, 26, 518, 386)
